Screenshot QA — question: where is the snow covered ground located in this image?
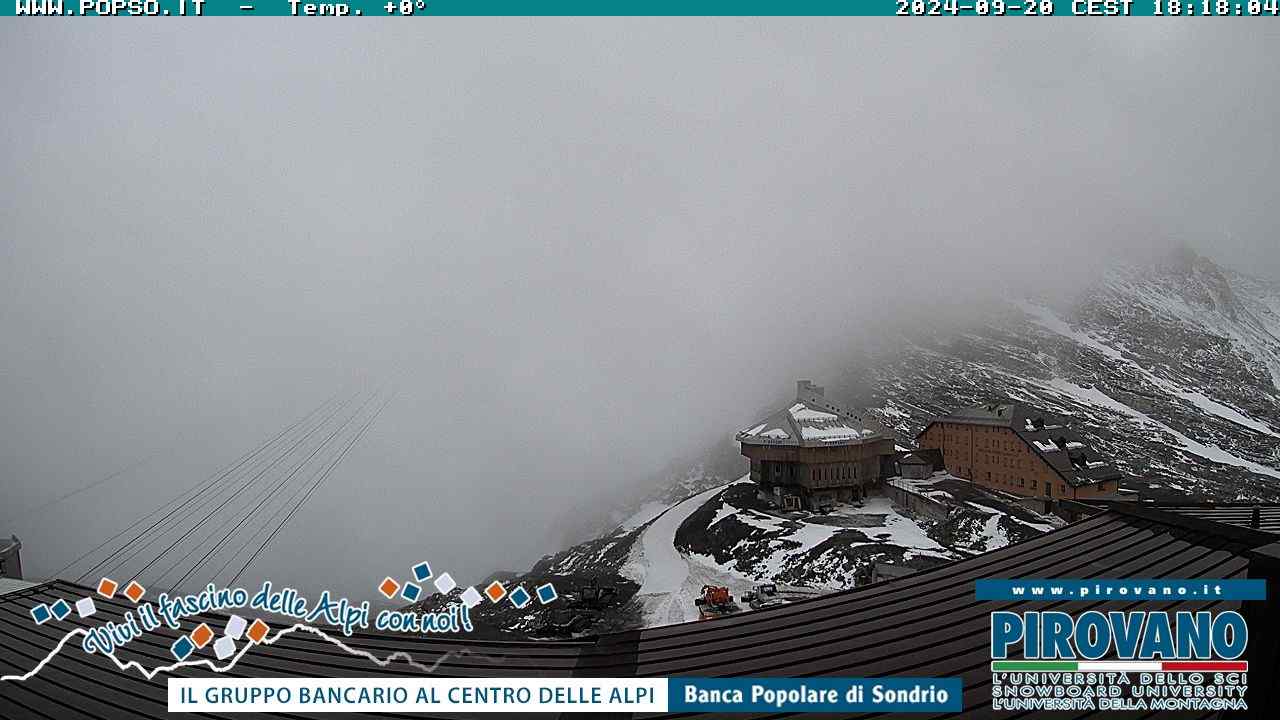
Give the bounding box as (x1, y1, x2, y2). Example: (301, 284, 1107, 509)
(619, 473, 1049, 627)
(623, 481, 741, 626)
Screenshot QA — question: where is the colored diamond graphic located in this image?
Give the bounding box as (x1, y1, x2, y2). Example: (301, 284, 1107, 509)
(459, 586, 482, 609)
(171, 636, 194, 661)
(412, 562, 432, 582)
(378, 577, 400, 599)
(213, 635, 236, 660)
(401, 582, 421, 602)
(509, 586, 532, 609)
(123, 581, 145, 603)
(434, 572, 456, 594)
(225, 615, 247, 640)
(247, 618, 269, 644)
(97, 578, 118, 599)
(50, 599, 71, 620)
(75, 597, 97, 618)
(191, 623, 214, 648)
(30, 604, 51, 625)
(535, 583, 558, 605)
(484, 581, 507, 603)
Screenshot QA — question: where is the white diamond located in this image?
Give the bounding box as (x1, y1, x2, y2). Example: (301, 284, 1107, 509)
(225, 615, 247, 640)
(75, 597, 96, 618)
(459, 587, 482, 608)
(434, 572, 456, 594)
(213, 636, 236, 660)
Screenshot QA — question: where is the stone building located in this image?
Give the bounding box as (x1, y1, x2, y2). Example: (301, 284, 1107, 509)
(916, 402, 1122, 500)
(737, 381, 897, 511)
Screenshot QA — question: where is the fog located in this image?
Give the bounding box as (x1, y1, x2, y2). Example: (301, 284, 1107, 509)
(2, 22, 1277, 600)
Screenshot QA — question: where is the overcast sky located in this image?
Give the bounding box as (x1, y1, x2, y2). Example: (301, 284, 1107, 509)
(2, 22, 1277, 600)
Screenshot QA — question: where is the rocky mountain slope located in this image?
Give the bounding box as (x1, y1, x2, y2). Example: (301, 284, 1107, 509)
(858, 247, 1280, 503)
(415, 473, 1060, 637)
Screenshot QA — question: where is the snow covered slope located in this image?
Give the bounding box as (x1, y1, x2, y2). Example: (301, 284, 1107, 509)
(441, 475, 1057, 636)
(861, 249, 1280, 502)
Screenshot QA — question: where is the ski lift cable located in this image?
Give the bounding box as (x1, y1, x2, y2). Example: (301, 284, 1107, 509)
(161, 390, 382, 593)
(118, 389, 371, 586)
(83, 390, 359, 583)
(227, 390, 395, 588)
(98, 390, 363, 582)
(0, 443, 172, 528)
(54, 389, 345, 581)
(201, 419, 355, 589)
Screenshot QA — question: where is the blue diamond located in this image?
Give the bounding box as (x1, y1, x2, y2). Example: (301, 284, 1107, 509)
(535, 583, 558, 605)
(412, 562, 432, 582)
(49, 599, 71, 621)
(509, 586, 532, 609)
(171, 636, 195, 661)
(30, 604, 51, 625)
(401, 582, 421, 602)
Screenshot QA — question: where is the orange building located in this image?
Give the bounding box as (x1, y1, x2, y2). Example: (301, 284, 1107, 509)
(916, 402, 1122, 500)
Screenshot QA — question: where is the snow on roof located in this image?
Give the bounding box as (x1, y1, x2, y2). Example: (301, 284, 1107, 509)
(737, 382, 887, 448)
(802, 424, 867, 441)
(789, 403, 838, 422)
(1032, 440, 1060, 452)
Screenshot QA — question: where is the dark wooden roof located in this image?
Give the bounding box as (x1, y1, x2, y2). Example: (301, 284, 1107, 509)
(1156, 503, 1280, 535)
(4, 505, 1275, 719)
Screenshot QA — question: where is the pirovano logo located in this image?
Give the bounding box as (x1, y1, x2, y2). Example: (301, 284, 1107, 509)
(980, 579, 1261, 713)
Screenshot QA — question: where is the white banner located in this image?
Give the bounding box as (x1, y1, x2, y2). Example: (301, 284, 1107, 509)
(168, 677, 667, 713)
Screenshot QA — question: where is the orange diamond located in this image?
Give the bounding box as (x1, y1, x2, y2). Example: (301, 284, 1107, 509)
(123, 581, 146, 603)
(97, 578, 118, 599)
(484, 581, 507, 603)
(247, 618, 269, 644)
(378, 577, 399, 599)
(191, 623, 214, 648)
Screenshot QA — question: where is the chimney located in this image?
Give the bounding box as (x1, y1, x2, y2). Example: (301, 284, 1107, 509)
(797, 380, 824, 398)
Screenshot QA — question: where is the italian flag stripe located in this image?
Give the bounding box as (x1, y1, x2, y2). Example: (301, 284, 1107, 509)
(991, 660, 1247, 672)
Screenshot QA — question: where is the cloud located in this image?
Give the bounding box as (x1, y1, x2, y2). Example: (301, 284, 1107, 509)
(1, 22, 1276, 597)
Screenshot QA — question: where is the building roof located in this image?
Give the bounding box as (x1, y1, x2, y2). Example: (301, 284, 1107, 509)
(1145, 503, 1280, 534)
(917, 401, 1123, 488)
(0, 578, 35, 597)
(737, 380, 888, 448)
(2, 503, 1275, 718)
(0, 535, 19, 557)
(899, 452, 930, 465)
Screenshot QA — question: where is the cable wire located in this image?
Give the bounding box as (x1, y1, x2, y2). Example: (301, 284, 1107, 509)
(160, 390, 381, 592)
(226, 390, 395, 588)
(55, 389, 345, 581)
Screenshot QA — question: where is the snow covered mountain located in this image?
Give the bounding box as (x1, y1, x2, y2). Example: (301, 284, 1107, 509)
(415, 248, 1280, 637)
(858, 247, 1280, 502)
(418, 473, 1060, 637)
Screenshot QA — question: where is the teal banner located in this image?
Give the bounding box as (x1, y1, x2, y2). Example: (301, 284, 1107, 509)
(6, 0, 1280, 16)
